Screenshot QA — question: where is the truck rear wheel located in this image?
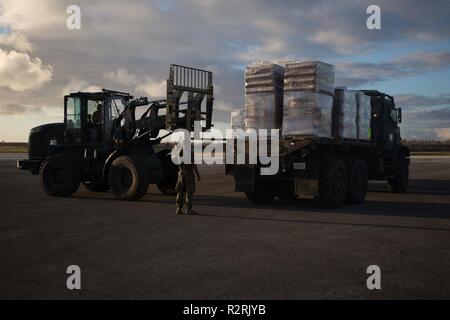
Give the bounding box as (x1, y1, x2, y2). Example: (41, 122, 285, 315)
(108, 155, 149, 200)
(83, 181, 109, 192)
(317, 156, 348, 208)
(245, 180, 275, 204)
(346, 157, 368, 203)
(387, 155, 409, 193)
(40, 154, 81, 197)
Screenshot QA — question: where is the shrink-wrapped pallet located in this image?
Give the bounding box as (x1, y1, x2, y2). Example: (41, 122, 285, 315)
(282, 91, 333, 137)
(356, 93, 371, 140)
(332, 89, 358, 139)
(244, 62, 284, 133)
(231, 108, 244, 130)
(282, 60, 335, 138)
(245, 62, 284, 94)
(284, 61, 335, 95)
(244, 92, 283, 132)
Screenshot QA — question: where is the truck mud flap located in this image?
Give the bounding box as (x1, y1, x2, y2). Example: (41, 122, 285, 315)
(295, 178, 318, 198)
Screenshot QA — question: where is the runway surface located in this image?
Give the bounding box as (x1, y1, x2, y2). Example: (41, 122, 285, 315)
(1, 154, 449, 299)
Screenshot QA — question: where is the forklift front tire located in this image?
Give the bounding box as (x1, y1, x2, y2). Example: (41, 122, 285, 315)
(108, 156, 149, 200)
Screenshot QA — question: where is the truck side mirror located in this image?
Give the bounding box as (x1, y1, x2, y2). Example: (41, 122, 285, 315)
(397, 108, 402, 124)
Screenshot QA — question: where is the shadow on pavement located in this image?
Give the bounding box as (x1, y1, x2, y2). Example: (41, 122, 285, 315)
(196, 212, 450, 232)
(369, 179, 450, 196)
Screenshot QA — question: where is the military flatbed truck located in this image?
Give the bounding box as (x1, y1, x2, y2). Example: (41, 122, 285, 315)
(226, 90, 410, 208)
(18, 64, 213, 200)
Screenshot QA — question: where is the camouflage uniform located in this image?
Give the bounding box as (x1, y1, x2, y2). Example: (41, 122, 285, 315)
(175, 163, 199, 214)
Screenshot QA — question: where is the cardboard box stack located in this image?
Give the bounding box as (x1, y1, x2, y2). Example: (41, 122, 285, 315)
(356, 92, 371, 140)
(230, 108, 244, 130)
(244, 62, 284, 134)
(333, 89, 358, 139)
(332, 89, 372, 141)
(282, 61, 335, 138)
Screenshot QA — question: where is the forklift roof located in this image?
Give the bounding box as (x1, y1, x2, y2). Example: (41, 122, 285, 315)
(66, 89, 133, 99)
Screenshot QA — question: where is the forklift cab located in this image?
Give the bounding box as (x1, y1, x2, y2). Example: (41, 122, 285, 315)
(64, 91, 130, 145)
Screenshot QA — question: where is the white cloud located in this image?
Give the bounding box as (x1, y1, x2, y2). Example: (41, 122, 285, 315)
(235, 38, 289, 62)
(103, 68, 139, 86)
(214, 99, 236, 112)
(61, 78, 101, 96)
(0, 49, 53, 91)
(0, 0, 63, 33)
(435, 128, 450, 140)
(308, 30, 361, 54)
(104, 68, 166, 98)
(0, 32, 34, 52)
(135, 77, 166, 99)
(0, 102, 28, 115)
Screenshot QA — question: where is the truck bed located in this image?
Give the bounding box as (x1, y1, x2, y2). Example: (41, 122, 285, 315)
(280, 135, 371, 156)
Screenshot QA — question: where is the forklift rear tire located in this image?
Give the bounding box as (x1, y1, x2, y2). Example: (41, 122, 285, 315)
(346, 157, 368, 203)
(317, 156, 348, 209)
(387, 155, 409, 193)
(245, 180, 275, 204)
(108, 155, 149, 200)
(40, 154, 81, 197)
(83, 182, 109, 192)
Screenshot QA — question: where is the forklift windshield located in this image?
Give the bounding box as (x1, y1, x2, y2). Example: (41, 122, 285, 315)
(66, 97, 81, 129)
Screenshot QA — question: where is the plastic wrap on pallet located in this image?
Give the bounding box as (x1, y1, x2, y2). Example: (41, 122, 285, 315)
(244, 91, 283, 134)
(284, 61, 335, 95)
(245, 62, 284, 94)
(230, 108, 244, 130)
(356, 92, 371, 141)
(282, 91, 333, 138)
(332, 89, 357, 139)
(244, 62, 284, 134)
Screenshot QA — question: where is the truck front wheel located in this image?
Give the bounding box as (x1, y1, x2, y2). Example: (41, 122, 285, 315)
(40, 154, 81, 197)
(317, 156, 348, 208)
(387, 155, 409, 193)
(108, 156, 149, 200)
(346, 157, 368, 203)
(245, 180, 275, 204)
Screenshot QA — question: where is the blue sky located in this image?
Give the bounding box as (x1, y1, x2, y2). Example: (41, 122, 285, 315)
(0, 0, 449, 141)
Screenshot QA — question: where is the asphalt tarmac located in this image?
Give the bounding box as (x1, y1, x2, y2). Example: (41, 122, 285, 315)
(1, 154, 449, 299)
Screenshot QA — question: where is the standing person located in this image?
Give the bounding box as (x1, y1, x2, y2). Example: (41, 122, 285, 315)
(175, 158, 201, 215)
(92, 103, 103, 127)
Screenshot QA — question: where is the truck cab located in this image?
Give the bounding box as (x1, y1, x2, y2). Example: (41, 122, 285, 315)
(362, 90, 403, 154)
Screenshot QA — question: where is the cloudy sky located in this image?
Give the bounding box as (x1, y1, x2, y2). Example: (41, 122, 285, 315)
(0, 0, 449, 141)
